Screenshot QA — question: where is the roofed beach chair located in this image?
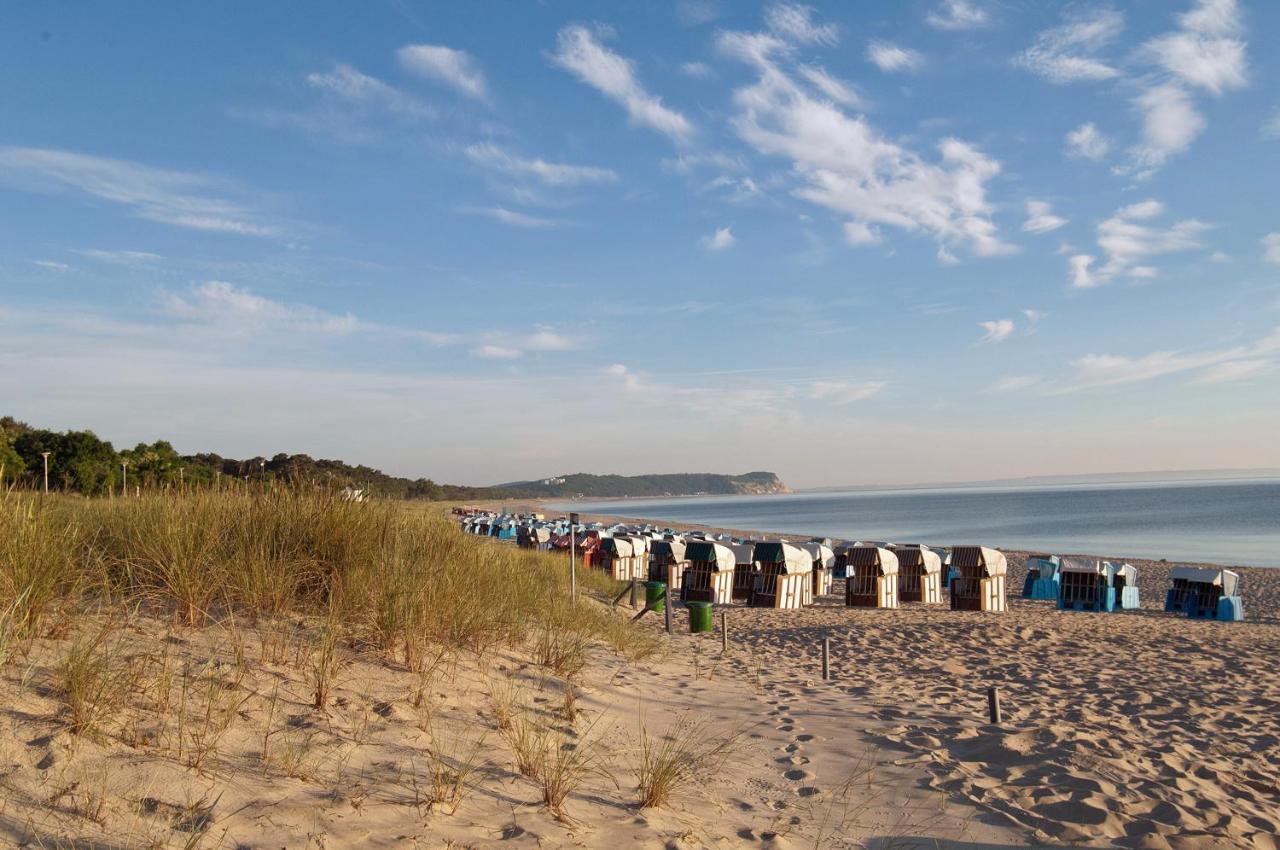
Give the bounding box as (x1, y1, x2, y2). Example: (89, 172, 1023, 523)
(1165, 567, 1244, 621)
(749, 542, 813, 609)
(1023, 554, 1062, 600)
(948, 546, 1007, 612)
(892, 545, 943, 603)
(730, 542, 757, 601)
(801, 542, 836, 596)
(649, 538, 689, 590)
(681, 541, 736, 604)
(1058, 558, 1139, 612)
(844, 546, 900, 608)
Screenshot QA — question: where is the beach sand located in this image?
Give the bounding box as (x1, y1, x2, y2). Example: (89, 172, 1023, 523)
(3, 516, 1276, 848)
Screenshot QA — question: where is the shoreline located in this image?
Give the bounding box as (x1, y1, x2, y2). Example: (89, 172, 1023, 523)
(473, 499, 1278, 621)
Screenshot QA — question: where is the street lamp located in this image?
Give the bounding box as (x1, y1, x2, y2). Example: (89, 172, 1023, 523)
(40, 452, 50, 494)
(121, 460, 128, 497)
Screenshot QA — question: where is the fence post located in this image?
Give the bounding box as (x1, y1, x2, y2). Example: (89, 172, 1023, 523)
(720, 611, 728, 652)
(664, 595, 673, 634)
(630, 578, 638, 608)
(987, 686, 1002, 724)
(821, 637, 830, 681)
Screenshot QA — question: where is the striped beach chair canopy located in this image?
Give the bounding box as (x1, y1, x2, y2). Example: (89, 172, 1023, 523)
(950, 546, 1007, 577)
(892, 544, 942, 574)
(753, 542, 814, 574)
(650, 539, 687, 561)
(600, 537, 634, 558)
(846, 545, 899, 575)
(686, 541, 736, 571)
(1060, 557, 1105, 574)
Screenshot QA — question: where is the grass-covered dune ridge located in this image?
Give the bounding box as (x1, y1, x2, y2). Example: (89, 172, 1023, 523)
(0, 489, 643, 662)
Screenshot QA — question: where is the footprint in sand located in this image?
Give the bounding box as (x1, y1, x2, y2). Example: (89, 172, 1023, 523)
(794, 733, 815, 742)
(783, 768, 814, 781)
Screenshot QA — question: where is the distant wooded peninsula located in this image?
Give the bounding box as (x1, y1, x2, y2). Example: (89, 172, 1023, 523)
(0, 416, 787, 501)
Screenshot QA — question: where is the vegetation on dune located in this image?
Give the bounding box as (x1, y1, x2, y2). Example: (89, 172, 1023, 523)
(0, 488, 632, 660)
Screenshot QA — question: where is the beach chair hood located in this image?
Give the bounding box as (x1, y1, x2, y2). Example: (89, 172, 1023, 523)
(729, 542, 756, 564)
(893, 545, 942, 574)
(686, 541, 736, 572)
(753, 542, 812, 574)
(601, 537, 634, 558)
(1171, 566, 1239, 597)
(650, 539, 687, 561)
(1060, 557, 1105, 574)
(950, 546, 1007, 577)
(800, 542, 836, 568)
(846, 546, 899, 576)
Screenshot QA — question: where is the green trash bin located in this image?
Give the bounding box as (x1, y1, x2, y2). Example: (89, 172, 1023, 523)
(644, 581, 666, 613)
(687, 601, 713, 633)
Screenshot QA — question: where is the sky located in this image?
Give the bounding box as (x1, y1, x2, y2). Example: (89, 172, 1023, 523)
(1, 0, 1279, 489)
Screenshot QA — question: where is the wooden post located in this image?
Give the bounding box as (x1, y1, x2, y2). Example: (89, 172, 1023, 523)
(987, 686, 1002, 724)
(630, 578, 638, 608)
(821, 637, 830, 681)
(720, 611, 728, 652)
(664, 595, 673, 634)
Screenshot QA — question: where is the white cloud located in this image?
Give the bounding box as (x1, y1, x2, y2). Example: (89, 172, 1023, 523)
(1263, 110, 1280, 140)
(1126, 0, 1248, 175)
(1071, 199, 1209, 288)
(765, 3, 838, 46)
(471, 344, 523, 360)
(73, 248, 163, 264)
(551, 25, 693, 143)
(32, 260, 70, 272)
(842, 221, 882, 245)
(1015, 8, 1124, 84)
(926, 0, 989, 31)
(1022, 200, 1067, 234)
(866, 41, 924, 73)
(162, 281, 358, 335)
(1065, 122, 1110, 161)
(1022, 308, 1047, 328)
(1141, 0, 1246, 94)
(717, 13, 1011, 260)
(479, 207, 566, 229)
(1129, 83, 1206, 173)
(1262, 233, 1280, 264)
(463, 143, 617, 186)
(1048, 326, 1280, 393)
(700, 226, 736, 251)
(1192, 359, 1270, 384)
(797, 66, 861, 107)
(396, 44, 487, 100)
(523, 330, 575, 352)
(605, 363, 644, 391)
(306, 64, 434, 119)
(681, 61, 713, 78)
(806, 380, 885, 404)
(979, 319, 1015, 343)
(986, 375, 1042, 394)
(675, 0, 721, 27)
(0, 147, 280, 237)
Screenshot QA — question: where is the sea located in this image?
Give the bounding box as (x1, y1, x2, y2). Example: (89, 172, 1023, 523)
(554, 477, 1280, 568)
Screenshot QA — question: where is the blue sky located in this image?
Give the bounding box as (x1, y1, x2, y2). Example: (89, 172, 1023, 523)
(1, 0, 1278, 488)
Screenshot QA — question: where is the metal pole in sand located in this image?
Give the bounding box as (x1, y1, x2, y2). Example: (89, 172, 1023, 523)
(821, 637, 831, 681)
(721, 611, 728, 652)
(987, 686, 1002, 724)
(664, 594, 673, 634)
(569, 512, 579, 604)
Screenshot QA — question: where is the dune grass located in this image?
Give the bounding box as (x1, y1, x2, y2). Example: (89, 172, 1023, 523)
(0, 488, 640, 663)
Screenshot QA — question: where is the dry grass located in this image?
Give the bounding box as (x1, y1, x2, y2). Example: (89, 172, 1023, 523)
(56, 624, 136, 738)
(633, 713, 743, 809)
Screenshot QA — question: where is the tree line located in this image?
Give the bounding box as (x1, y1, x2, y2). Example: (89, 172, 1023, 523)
(0, 416, 510, 501)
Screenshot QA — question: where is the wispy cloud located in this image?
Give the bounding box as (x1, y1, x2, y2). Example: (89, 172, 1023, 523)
(478, 207, 568, 229)
(1014, 8, 1123, 84)
(1069, 199, 1210, 288)
(986, 375, 1042, 394)
(550, 25, 693, 143)
(31, 260, 70, 272)
(1127, 0, 1248, 175)
(806, 380, 886, 404)
(396, 44, 488, 100)
(717, 8, 1011, 260)
(1065, 122, 1111, 161)
(681, 61, 714, 78)
(926, 0, 989, 31)
(765, 3, 839, 46)
(1262, 232, 1280, 264)
(161, 281, 359, 335)
(700, 226, 736, 251)
(463, 143, 617, 187)
(0, 147, 281, 237)
(73, 248, 164, 264)
(306, 64, 435, 119)
(866, 41, 923, 73)
(1022, 200, 1067, 234)
(978, 319, 1015, 343)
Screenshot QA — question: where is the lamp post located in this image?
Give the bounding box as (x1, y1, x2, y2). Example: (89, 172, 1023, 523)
(121, 460, 128, 498)
(569, 512, 580, 603)
(40, 452, 50, 494)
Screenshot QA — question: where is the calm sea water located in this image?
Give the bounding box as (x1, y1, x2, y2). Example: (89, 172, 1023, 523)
(556, 478, 1280, 567)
